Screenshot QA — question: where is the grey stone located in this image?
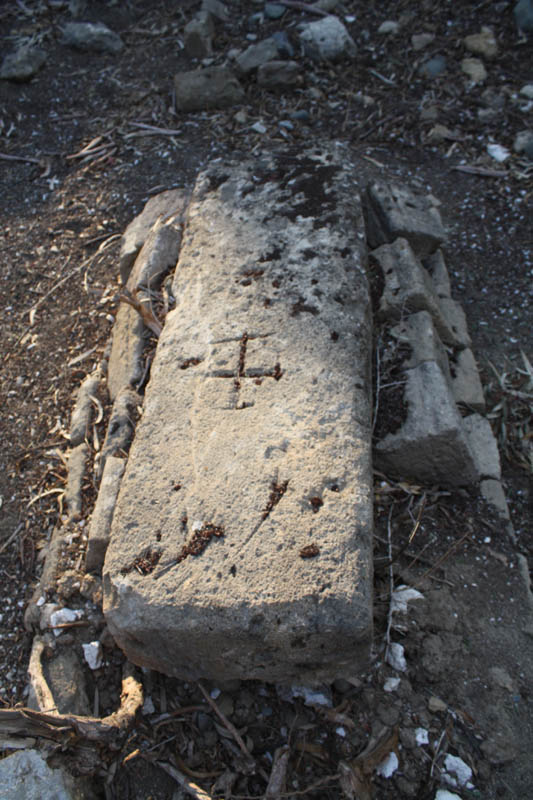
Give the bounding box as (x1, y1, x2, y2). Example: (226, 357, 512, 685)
(103, 148, 374, 683)
(450, 348, 485, 412)
(423, 249, 451, 298)
(0, 749, 93, 800)
(438, 297, 471, 349)
(43, 649, 91, 715)
(365, 182, 446, 256)
(98, 388, 140, 479)
(0, 46, 46, 82)
(520, 84, 533, 99)
(257, 60, 302, 88)
(374, 361, 479, 486)
(174, 67, 244, 111)
(265, 3, 287, 19)
(313, 0, 341, 10)
(107, 304, 145, 401)
(391, 311, 451, 380)
(419, 56, 447, 78)
(514, 130, 533, 160)
(371, 238, 466, 348)
(461, 57, 487, 84)
(61, 22, 124, 54)
(299, 16, 357, 62)
(119, 189, 187, 285)
(184, 12, 215, 59)
(462, 414, 501, 480)
(464, 26, 498, 59)
(480, 479, 511, 519)
(65, 443, 88, 520)
(378, 21, 400, 35)
(515, 0, 533, 32)
(86, 456, 125, 571)
(411, 33, 434, 51)
(201, 0, 229, 22)
(70, 370, 101, 446)
(235, 38, 279, 73)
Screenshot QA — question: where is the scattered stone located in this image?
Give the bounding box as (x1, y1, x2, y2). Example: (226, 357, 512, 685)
(184, 12, 215, 59)
(45, 649, 91, 714)
(235, 38, 279, 73)
(257, 60, 302, 88)
(298, 16, 357, 62)
(364, 182, 446, 257)
(201, 0, 229, 23)
(82, 641, 104, 670)
(424, 250, 451, 298)
(391, 311, 451, 381)
(514, 0, 533, 32)
(0, 46, 46, 82)
(106, 304, 145, 401)
(411, 32, 434, 51)
(272, 30, 295, 58)
(65, 442, 88, 520)
(98, 388, 140, 479)
(103, 149, 374, 683)
(428, 695, 447, 712)
(378, 21, 400, 35)
(174, 67, 244, 111)
(419, 56, 446, 78)
(264, 2, 286, 19)
(427, 124, 456, 142)
(62, 22, 124, 54)
(450, 348, 485, 412)
(386, 642, 407, 671)
(374, 361, 479, 486)
(49, 607, 83, 637)
(480, 479, 512, 520)
(464, 26, 498, 59)
(520, 84, 533, 99)
(126, 216, 182, 293)
(313, 0, 340, 10)
(119, 189, 187, 285)
(489, 666, 516, 692)
(0, 750, 94, 800)
(70, 369, 101, 446)
(461, 57, 487, 84)
(462, 414, 501, 480)
(487, 142, 510, 162)
(420, 105, 438, 122)
(514, 130, 533, 159)
(251, 120, 267, 133)
(86, 456, 125, 571)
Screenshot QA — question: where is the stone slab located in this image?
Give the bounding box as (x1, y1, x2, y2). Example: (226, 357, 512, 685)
(365, 181, 446, 256)
(106, 304, 145, 401)
(462, 413, 501, 480)
(423, 249, 451, 298)
(391, 310, 451, 380)
(86, 456, 125, 572)
(450, 348, 485, 412)
(374, 361, 479, 486)
(103, 148, 374, 683)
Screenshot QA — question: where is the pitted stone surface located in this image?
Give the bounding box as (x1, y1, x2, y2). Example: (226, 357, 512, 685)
(103, 148, 374, 683)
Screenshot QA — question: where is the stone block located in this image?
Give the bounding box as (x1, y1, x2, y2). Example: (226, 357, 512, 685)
(365, 182, 446, 256)
(450, 348, 485, 412)
(103, 148, 374, 683)
(372, 238, 466, 347)
(374, 361, 479, 486)
(119, 189, 188, 285)
(462, 413, 501, 480)
(86, 456, 125, 572)
(480, 479, 511, 520)
(438, 297, 471, 348)
(174, 67, 244, 112)
(184, 11, 214, 59)
(423, 249, 451, 298)
(257, 60, 302, 88)
(107, 304, 145, 401)
(390, 311, 450, 380)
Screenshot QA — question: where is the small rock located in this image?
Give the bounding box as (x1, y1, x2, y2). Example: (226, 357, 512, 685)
(428, 695, 447, 712)
(62, 22, 124, 54)
(428, 124, 456, 142)
(489, 666, 516, 692)
(514, 130, 533, 159)
(386, 642, 407, 672)
(464, 26, 498, 59)
(0, 46, 46, 82)
(184, 12, 215, 59)
(420, 105, 438, 122)
(378, 21, 400, 35)
(257, 60, 301, 88)
(443, 754, 473, 788)
(461, 57, 487, 83)
(234, 109, 248, 124)
(419, 56, 446, 78)
(376, 751, 398, 778)
(411, 32, 434, 50)
(264, 2, 286, 19)
(272, 31, 295, 58)
(520, 83, 533, 99)
(0, 750, 90, 799)
(174, 67, 244, 110)
(201, 0, 229, 22)
(49, 607, 83, 637)
(299, 16, 357, 62)
(236, 37, 279, 73)
(251, 121, 267, 133)
(82, 641, 104, 670)
(290, 109, 311, 122)
(514, 0, 533, 32)
(487, 142, 510, 162)
(384, 676, 401, 692)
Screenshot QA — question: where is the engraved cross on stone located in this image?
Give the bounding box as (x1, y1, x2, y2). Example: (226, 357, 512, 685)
(208, 332, 283, 409)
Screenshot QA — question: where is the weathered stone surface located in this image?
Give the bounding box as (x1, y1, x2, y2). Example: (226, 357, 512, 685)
(235, 38, 280, 73)
(43, 649, 91, 715)
(298, 16, 356, 62)
(62, 22, 123, 54)
(119, 189, 188, 285)
(462, 414, 501, 480)
(70, 370, 101, 446)
(374, 361, 479, 486)
(365, 182, 446, 256)
(202, 0, 229, 21)
(450, 348, 485, 412)
(464, 26, 498, 59)
(424, 249, 451, 298)
(184, 11, 215, 59)
(372, 238, 466, 348)
(461, 57, 487, 84)
(86, 456, 125, 571)
(0, 46, 46, 82)
(391, 311, 450, 380)
(0, 749, 94, 799)
(98, 388, 140, 479)
(257, 60, 302, 88)
(126, 218, 182, 292)
(107, 304, 145, 401)
(174, 67, 244, 110)
(103, 148, 374, 683)
(65, 443, 88, 520)
(481, 479, 511, 519)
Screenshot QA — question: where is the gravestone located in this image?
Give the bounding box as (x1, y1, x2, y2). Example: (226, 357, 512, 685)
(103, 147, 374, 683)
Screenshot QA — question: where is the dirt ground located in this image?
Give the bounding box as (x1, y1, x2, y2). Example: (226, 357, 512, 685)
(0, 1, 532, 798)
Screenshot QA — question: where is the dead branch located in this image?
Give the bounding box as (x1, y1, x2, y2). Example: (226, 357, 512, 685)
(119, 287, 163, 337)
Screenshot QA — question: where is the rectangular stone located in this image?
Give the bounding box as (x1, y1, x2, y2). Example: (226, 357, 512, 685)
(103, 149, 374, 683)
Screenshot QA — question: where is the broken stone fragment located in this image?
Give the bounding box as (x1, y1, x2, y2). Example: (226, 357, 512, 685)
(390, 311, 451, 380)
(423, 249, 451, 298)
(374, 360, 479, 486)
(184, 11, 215, 59)
(257, 60, 302, 89)
(450, 348, 485, 412)
(0, 46, 46, 81)
(235, 38, 280, 73)
(174, 67, 244, 110)
(298, 16, 357, 62)
(364, 182, 446, 256)
(126, 217, 183, 293)
(464, 26, 498, 59)
(61, 21, 124, 54)
(462, 413, 501, 480)
(106, 304, 145, 402)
